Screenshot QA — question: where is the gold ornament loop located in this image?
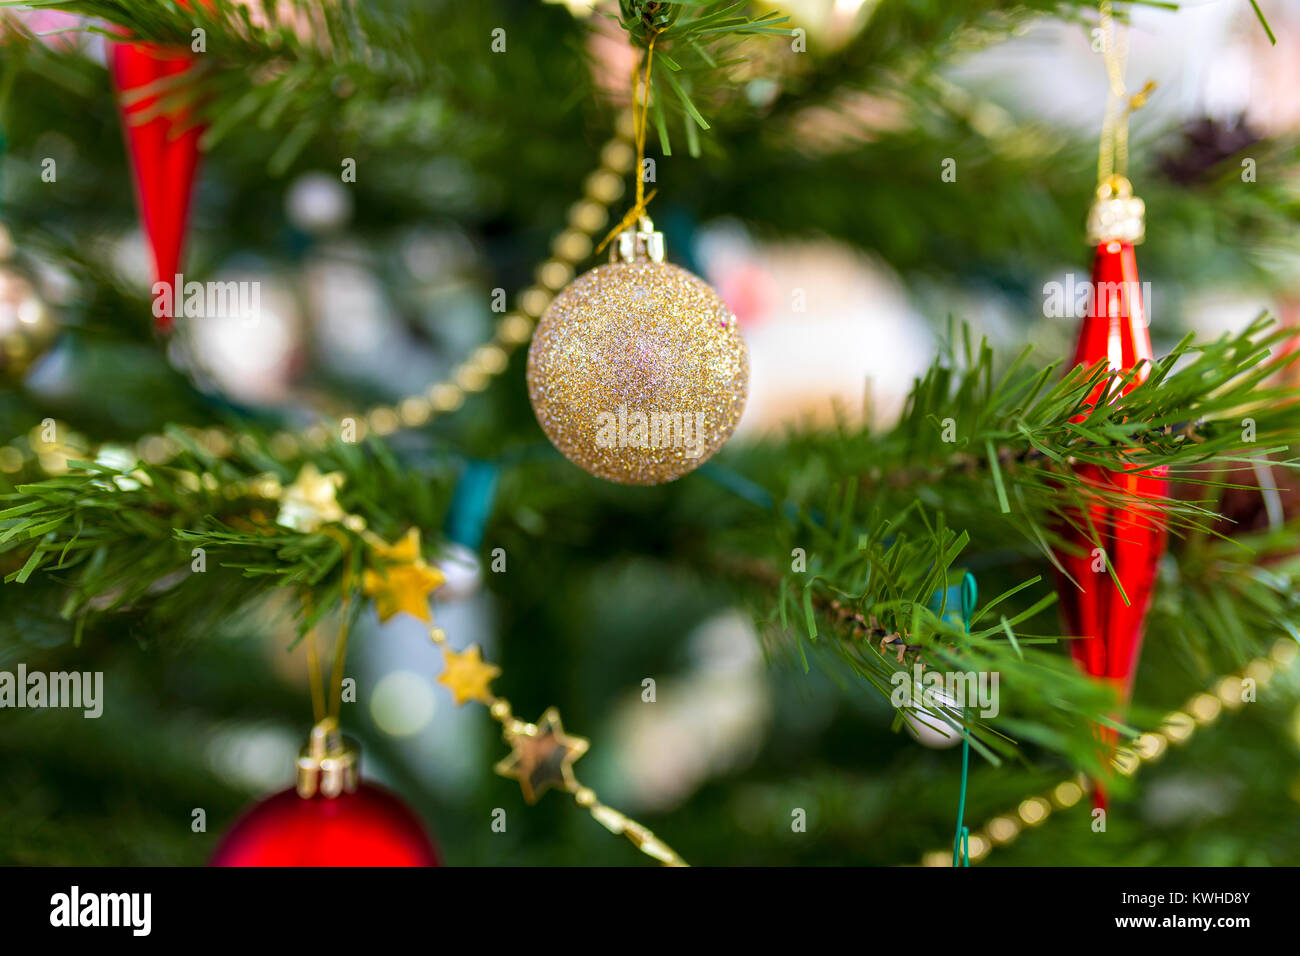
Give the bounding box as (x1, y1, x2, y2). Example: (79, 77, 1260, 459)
(596, 35, 659, 256)
(611, 215, 666, 264)
(1095, 2, 1155, 190)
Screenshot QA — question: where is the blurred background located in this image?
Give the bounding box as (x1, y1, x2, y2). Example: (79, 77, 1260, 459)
(2, 0, 1299, 865)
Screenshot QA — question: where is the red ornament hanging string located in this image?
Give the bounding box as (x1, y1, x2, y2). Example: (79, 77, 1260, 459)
(212, 551, 439, 867)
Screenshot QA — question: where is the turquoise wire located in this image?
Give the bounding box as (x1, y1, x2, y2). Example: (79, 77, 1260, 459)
(952, 572, 977, 867)
(953, 736, 970, 867)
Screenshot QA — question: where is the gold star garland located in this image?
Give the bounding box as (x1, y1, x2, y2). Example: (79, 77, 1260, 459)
(437, 644, 501, 706)
(361, 528, 446, 623)
(492, 706, 588, 804)
(918, 637, 1300, 866)
(424, 621, 689, 867)
(276, 463, 346, 533)
(270, 467, 688, 867)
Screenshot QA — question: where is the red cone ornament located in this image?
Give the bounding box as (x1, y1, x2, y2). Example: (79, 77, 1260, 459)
(1054, 177, 1168, 806)
(212, 720, 439, 867)
(109, 8, 204, 334)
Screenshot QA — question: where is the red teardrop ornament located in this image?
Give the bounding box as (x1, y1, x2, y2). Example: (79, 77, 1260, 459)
(1054, 234, 1169, 807)
(109, 29, 204, 333)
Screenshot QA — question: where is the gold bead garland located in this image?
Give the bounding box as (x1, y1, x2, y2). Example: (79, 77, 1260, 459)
(919, 637, 1300, 866)
(0, 115, 638, 476)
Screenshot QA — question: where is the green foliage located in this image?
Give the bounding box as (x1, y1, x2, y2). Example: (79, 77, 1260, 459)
(611, 1, 793, 155)
(5, 320, 1297, 784)
(723, 318, 1300, 777)
(0, 430, 459, 644)
(1, 0, 1298, 866)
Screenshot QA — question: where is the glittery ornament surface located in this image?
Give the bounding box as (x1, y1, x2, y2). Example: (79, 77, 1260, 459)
(526, 260, 748, 485)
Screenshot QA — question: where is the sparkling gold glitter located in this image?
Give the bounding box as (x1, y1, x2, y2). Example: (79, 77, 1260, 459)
(526, 260, 748, 485)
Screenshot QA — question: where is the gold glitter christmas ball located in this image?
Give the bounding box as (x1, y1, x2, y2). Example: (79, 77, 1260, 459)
(526, 220, 747, 485)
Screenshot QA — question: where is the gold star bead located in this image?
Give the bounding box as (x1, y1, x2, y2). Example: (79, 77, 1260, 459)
(276, 464, 346, 532)
(494, 707, 589, 805)
(437, 644, 500, 706)
(369, 527, 422, 563)
(362, 529, 445, 623)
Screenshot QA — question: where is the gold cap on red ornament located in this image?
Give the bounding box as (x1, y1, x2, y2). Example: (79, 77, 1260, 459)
(1087, 175, 1145, 245)
(295, 717, 359, 799)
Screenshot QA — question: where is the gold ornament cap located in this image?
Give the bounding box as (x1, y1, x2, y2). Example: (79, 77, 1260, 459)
(295, 717, 360, 799)
(612, 215, 665, 264)
(1087, 175, 1145, 245)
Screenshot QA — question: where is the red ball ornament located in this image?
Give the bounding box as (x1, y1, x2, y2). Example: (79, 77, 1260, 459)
(1053, 177, 1169, 807)
(212, 720, 439, 867)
